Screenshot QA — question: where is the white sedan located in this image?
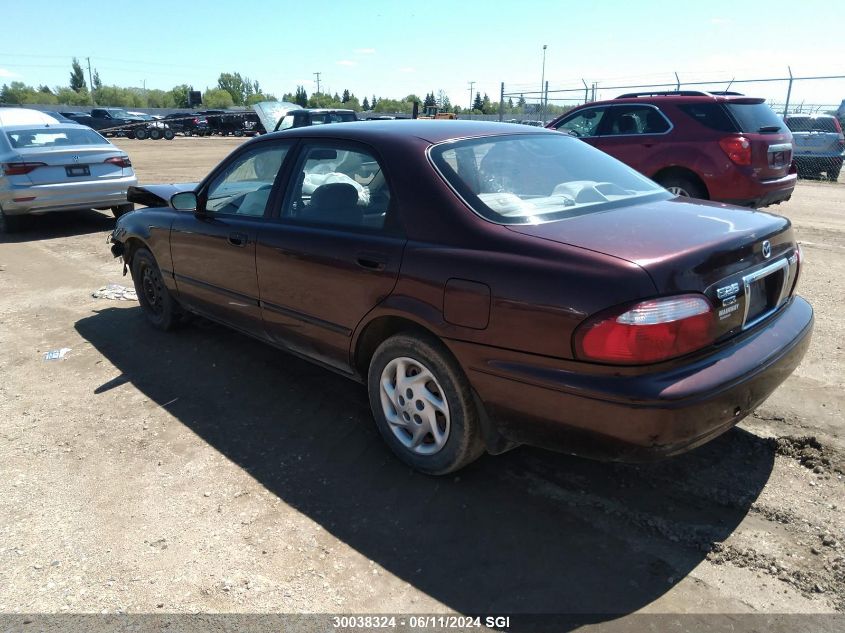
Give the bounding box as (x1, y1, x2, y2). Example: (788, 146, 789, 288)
(0, 108, 138, 233)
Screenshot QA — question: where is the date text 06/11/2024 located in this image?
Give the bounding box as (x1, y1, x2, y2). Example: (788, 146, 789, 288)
(331, 615, 512, 629)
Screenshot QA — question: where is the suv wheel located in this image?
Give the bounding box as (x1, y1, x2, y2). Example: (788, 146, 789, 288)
(0, 210, 24, 234)
(112, 204, 134, 218)
(367, 333, 485, 475)
(656, 174, 706, 199)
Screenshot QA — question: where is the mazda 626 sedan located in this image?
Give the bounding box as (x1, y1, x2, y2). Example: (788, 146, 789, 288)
(109, 120, 813, 474)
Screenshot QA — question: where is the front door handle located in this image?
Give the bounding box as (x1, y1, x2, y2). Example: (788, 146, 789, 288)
(228, 232, 249, 247)
(356, 252, 387, 271)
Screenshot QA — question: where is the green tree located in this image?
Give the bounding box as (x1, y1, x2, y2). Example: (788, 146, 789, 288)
(362, 96, 370, 111)
(55, 86, 91, 106)
(217, 72, 260, 106)
(481, 93, 492, 114)
(472, 92, 483, 112)
(344, 96, 361, 111)
(372, 95, 377, 108)
(92, 70, 102, 91)
(70, 58, 87, 93)
(38, 85, 53, 94)
(246, 93, 276, 106)
(169, 84, 192, 108)
(1, 82, 32, 104)
(341, 89, 351, 103)
(145, 89, 175, 108)
(203, 88, 235, 108)
(295, 85, 308, 106)
(423, 92, 436, 108)
(517, 94, 526, 108)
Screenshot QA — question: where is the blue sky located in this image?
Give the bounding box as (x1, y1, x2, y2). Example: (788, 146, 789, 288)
(2, 0, 844, 107)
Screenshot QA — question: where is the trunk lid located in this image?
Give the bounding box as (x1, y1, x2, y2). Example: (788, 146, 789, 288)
(723, 100, 793, 179)
(507, 197, 799, 337)
(15, 146, 130, 185)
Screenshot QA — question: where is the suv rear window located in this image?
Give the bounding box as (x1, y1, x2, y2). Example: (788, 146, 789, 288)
(677, 103, 737, 132)
(724, 102, 785, 133)
(785, 116, 839, 133)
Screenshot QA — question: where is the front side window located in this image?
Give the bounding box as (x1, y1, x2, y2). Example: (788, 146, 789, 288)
(552, 106, 607, 137)
(431, 134, 669, 225)
(282, 144, 390, 230)
(204, 143, 290, 216)
(603, 105, 670, 135)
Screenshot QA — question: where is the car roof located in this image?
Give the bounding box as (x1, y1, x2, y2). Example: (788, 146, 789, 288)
(262, 119, 556, 144)
(0, 108, 62, 126)
(579, 93, 766, 107)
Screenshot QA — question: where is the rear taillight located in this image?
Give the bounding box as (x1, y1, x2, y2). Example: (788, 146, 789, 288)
(1, 162, 46, 176)
(832, 118, 843, 134)
(192, 117, 199, 124)
(574, 295, 716, 364)
(105, 156, 132, 168)
(719, 136, 752, 166)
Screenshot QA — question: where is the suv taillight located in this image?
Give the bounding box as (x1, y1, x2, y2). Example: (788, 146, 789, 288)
(719, 136, 752, 166)
(832, 117, 843, 134)
(105, 156, 132, 168)
(1, 162, 46, 176)
(574, 295, 716, 364)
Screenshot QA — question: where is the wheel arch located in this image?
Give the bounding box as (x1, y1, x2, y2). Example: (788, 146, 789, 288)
(651, 165, 710, 199)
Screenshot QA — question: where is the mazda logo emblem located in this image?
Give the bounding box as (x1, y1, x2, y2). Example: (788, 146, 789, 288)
(71, 155, 79, 163)
(762, 240, 772, 259)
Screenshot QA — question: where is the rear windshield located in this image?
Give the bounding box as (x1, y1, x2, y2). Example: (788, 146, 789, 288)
(725, 102, 785, 133)
(6, 127, 109, 148)
(785, 116, 839, 133)
(430, 134, 669, 225)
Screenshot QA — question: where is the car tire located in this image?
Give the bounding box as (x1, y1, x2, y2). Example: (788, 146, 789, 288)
(130, 248, 183, 331)
(134, 128, 148, 140)
(0, 210, 24, 234)
(163, 129, 175, 141)
(149, 128, 162, 140)
(656, 174, 706, 199)
(184, 130, 192, 137)
(367, 333, 485, 475)
(828, 165, 841, 181)
(112, 204, 134, 218)
(234, 129, 244, 137)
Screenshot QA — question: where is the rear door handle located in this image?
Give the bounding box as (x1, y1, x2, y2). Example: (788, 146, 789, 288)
(228, 232, 249, 247)
(356, 252, 387, 271)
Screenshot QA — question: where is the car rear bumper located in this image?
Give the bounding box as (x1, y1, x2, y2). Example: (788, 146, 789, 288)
(452, 296, 813, 461)
(718, 172, 797, 208)
(0, 175, 138, 215)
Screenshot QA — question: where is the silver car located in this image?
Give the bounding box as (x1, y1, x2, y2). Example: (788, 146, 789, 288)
(784, 114, 844, 181)
(0, 108, 138, 233)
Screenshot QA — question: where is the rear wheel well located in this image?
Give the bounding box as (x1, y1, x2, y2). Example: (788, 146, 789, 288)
(354, 316, 442, 378)
(651, 166, 709, 199)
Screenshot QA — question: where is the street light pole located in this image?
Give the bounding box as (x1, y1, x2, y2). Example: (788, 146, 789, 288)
(468, 81, 475, 111)
(540, 44, 547, 124)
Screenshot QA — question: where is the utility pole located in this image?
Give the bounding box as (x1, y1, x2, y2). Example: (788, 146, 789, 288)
(314, 72, 321, 95)
(468, 81, 475, 110)
(540, 44, 547, 123)
(86, 57, 95, 104)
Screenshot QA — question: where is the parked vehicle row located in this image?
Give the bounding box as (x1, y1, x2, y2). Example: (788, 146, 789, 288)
(109, 120, 812, 475)
(0, 107, 136, 232)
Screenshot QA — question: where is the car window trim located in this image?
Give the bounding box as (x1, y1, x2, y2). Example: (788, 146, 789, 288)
(597, 104, 674, 138)
(195, 138, 299, 220)
(271, 138, 403, 236)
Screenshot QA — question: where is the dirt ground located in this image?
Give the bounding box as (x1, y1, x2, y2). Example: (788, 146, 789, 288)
(1, 136, 844, 629)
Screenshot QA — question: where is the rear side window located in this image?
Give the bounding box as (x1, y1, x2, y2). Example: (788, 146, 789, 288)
(677, 103, 737, 132)
(785, 116, 838, 133)
(725, 102, 785, 133)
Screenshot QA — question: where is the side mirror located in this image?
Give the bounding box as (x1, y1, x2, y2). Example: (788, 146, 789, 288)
(170, 191, 198, 211)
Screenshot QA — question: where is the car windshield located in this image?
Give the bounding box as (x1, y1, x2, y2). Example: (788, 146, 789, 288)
(6, 127, 109, 148)
(785, 116, 839, 133)
(430, 133, 669, 225)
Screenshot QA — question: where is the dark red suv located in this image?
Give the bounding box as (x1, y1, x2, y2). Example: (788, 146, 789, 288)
(546, 91, 797, 208)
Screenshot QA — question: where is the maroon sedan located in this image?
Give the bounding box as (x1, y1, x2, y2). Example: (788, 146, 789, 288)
(110, 121, 812, 474)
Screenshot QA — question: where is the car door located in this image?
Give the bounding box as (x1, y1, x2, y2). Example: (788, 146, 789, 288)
(593, 104, 672, 171)
(169, 140, 294, 335)
(256, 140, 405, 372)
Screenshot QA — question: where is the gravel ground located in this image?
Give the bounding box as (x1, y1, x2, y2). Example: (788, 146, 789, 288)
(0, 136, 843, 629)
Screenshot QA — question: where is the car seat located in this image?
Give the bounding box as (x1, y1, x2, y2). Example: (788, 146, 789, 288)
(616, 114, 638, 134)
(306, 182, 362, 226)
